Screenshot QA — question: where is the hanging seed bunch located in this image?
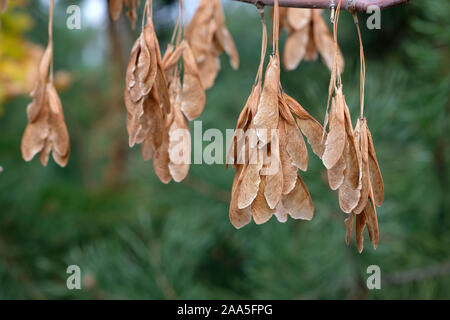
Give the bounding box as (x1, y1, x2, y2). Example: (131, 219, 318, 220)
(185, 0, 239, 90)
(277, 7, 344, 72)
(21, 0, 70, 167)
(109, 0, 140, 29)
(228, 0, 325, 228)
(125, 0, 205, 183)
(321, 1, 384, 252)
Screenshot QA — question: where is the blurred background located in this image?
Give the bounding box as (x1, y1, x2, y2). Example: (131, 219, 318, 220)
(0, 0, 449, 299)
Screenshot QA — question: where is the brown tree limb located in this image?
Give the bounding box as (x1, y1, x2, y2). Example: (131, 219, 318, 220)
(232, 0, 410, 11)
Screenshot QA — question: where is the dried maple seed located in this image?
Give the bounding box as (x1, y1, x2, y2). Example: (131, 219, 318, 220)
(186, 0, 239, 90)
(228, 0, 318, 228)
(125, 0, 208, 184)
(21, 0, 70, 168)
(277, 8, 344, 71)
(321, 1, 383, 252)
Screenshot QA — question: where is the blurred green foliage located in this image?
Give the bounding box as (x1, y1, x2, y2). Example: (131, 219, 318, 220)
(0, 0, 449, 299)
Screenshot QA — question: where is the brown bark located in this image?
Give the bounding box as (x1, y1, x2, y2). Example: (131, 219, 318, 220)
(232, 0, 410, 11)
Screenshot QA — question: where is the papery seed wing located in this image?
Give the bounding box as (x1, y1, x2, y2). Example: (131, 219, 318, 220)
(109, 0, 123, 21)
(136, 34, 151, 86)
(141, 90, 164, 160)
(285, 119, 308, 172)
(185, 0, 215, 42)
(52, 149, 70, 168)
(168, 80, 191, 182)
(27, 44, 52, 122)
(254, 56, 280, 145)
(185, 0, 215, 65)
(343, 100, 360, 189)
(142, 25, 159, 97)
(279, 120, 297, 195)
(278, 95, 296, 126)
(155, 65, 171, 115)
(226, 85, 260, 167)
(21, 103, 49, 162)
(274, 201, 288, 223)
(338, 142, 361, 213)
(264, 129, 283, 209)
(47, 84, 70, 166)
(327, 153, 345, 190)
(366, 124, 384, 206)
(356, 206, 368, 253)
(282, 174, 314, 220)
(125, 36, 141, 94)
(323, 93, 346, 169)
(127, 98, 144, 147)
(286, 8, 311, 31)
(283, 25, 309, 71)
(284, 94, 325, 158)
(181, 42, 206, 120)
(197, 53, 220, 90)
(353, 119, 370, 214)
(39, 141, 52, 167)
(229, 165, 252, 229)
(213, 0, 239, 69)
(280, 149, 298, 195)
(153, 130, 172, 184)
(312, 11, 344, 72)
(365, 190, 379, 249)
(344, 212, 354, 246)
(238, 149, 263, 209)
(251, 175, 276, 224)
(304, 28, 318, 61)
(162, 44, 185, 78)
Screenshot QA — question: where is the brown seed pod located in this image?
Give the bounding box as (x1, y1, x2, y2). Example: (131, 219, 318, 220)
(323, 90, 346, 169)
(367, 126, 384, 206)
(180, 42, 206, 120)
(228, 0, 319, 228)
(281, 174, 314, 221)
(21, 0, 70, 168)
(253, 55, 280, 146)
(125, 1, 208, 184)
(323, 1, 384, 252)
(277, 8, 344, 71)
(229, 165, 252, 229)
(185, 0, 239, 90)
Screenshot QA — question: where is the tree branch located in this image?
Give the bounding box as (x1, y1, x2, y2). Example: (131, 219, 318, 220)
(232, 0, 410, 11)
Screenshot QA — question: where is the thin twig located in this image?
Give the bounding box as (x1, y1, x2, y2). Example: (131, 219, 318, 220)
(232, 0, 410, 11)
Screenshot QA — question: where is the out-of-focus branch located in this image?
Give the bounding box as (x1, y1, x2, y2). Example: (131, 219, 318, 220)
(104, 14, 126, 186)
(232, 0, 410, 11)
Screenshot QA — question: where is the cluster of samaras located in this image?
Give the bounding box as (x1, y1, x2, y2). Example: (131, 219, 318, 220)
(18, 0, 385, 251)
(185, 0, 239, 89)
(20, 3, 70, 168)
(227, 55, 325, 228)
(123, 0, 237, 183)
(323, 85, 384, 252)
(279, 7, 344, 71)
(228, 0, 384, 252)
